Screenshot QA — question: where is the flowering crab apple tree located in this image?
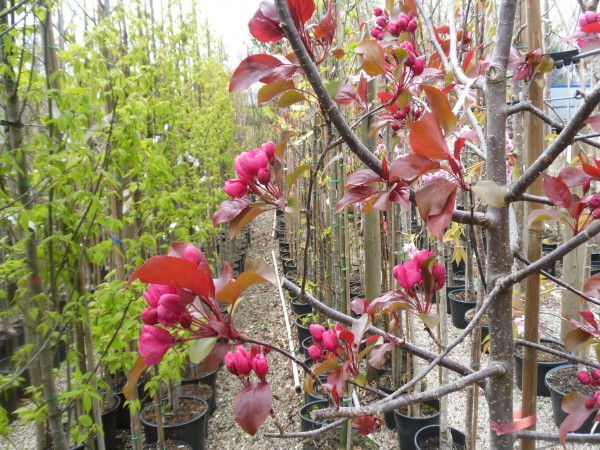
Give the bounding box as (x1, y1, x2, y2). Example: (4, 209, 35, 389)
(124, 242, 283, 435)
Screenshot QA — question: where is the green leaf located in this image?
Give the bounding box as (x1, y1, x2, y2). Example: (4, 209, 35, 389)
(286, 163, 312, 189)
(189, 337, 217, 364)
(285, 197, 301, 214)
(79, 415, 93, 427)
(257, 79, 294, 103)
(471, 180, 506, 207)
(277, 91, 306, 108)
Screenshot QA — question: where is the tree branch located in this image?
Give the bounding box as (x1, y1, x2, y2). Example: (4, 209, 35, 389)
(515, 193, 553, 205)
(515, 338, 600, 369)
(515, 430, 600, 443)
(506, 81, 600, 203)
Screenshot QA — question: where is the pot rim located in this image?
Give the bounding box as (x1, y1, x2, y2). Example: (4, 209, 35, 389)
(140, 396, 208, 429)
(515, 337, 569, 366)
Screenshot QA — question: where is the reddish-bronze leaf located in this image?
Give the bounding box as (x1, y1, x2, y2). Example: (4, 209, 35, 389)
(127, 256, 213, 299)
(355, 39, 386, 76)
(217, 259, 276, 304)
(229, 54, 296, 92)
(389, 154, 440, 182)
(334, 186, 378, 214)
(558, 167, 591, 187)
(123, 357, 148, 401)
(542, 173, 572, 209)
(584, 272, 600, 297)
(213, 198, 251, 227)
(409, 112, 451, 160)
(422, 85, 456, 135)
(227, 206, 268, 238)
(233, 381, 273, 436)
(415, 178, 457, 241)
(558, 393, 596, 445)
(346, 169, 382, 187)
(248, 1, 284, 43)
(288, 0, 315, 27)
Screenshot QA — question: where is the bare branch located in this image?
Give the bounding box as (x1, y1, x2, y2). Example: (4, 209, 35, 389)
(515, 430, 600, 443)
(515, 338, 600, 368)
(516, 193, 553, 205)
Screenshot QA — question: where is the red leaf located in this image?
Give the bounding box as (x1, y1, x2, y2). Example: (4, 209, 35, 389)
(233, 381, 273, 436)
(334, 83, 361, 105)
(353, 416, 380, 435)
(213, 198, 251, 227)
(128, 256, 213, 300)
(559, 167, 591, 187)
(227, 206, 268, 238)
(288, 0, 315, 29)
(357, 74, 368, 108)
(585, 114, 600, 133)
(542, 173, 572, 209)
(170, 243, 215, 297)
(415, 178, 458, 241)
(248, 1, 284, 43)
(389, 154, 440, 183)
(229, 54, 296, 92)
(422, 85, 457, 135)
(558, 393, 596, 445)
(582, 22, 600, 33)
(377, 91, 397, 113)
(346, 169, 383, 186)
(579, 310, 598, 330)
(584, 273, 600, 297)
(367, 342, 394, 370)
(409, 112, 451, 160)
(334, 186, 379, 213)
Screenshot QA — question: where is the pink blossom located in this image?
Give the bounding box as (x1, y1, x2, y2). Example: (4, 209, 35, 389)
(414, 250, 435, 268)
(589, 194, 600, 210)
(413, 58, 425, 76)
(591, 369, 600, 386)
(225, 351, 237, 375)
(157, 293, 186, 327)
(257, 167, 271, 185)
(432, 263, 446, 289)
(406, 18, 418, 33)
(578, 370, 592, 385)
(594, 390, 600, 408)
(585, 397, 596, 409)
(182, 245, 202, 265)
(179, 311, 192, 328)
(139, 325, 173, 365)
(322, 330, 338, 352)
(393, 260, 422, 290)
(234, 345, 253, 376)
(307, 344, 323, 361)
(252, 354, 269, 379)
(238, 149, 269, 177)
(143, 284, 176, 308)
(309, 324, 326, 342)
(373, 7, 383, 16)
(260, 141, 277, 161)
(141, 307, 158, 325)
(224, 179, 249, 198)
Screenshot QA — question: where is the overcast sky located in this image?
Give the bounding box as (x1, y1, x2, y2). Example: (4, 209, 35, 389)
(197, 0, 262, 65)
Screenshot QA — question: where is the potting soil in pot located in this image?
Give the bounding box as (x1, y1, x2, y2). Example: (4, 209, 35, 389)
(514, 340, 565, 362)
(546, 366, 596, 396)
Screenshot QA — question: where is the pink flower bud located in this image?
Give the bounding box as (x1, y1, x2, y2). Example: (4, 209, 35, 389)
(260, 141, 277, 160)
(413, 107, 422, 119)
(397, 17, 408, 32)
(593, 209, 600, 220)
(585, 11, 599, 24)
(307, 344, 323, 361)
(157, 293, 185, 327)
(578, 370, 592, 385)
(589, 194, 600, 209)
(413, 58, 425, 75)
(309, 324, 326, 342)
(252, 354, 269, 379)
(257, 167, 271, 185)
(391, 122, 401, 132)
(225, 351, 237, 375)
(370, 27, 383, 39)
(234, 345, 253, 376)
(595, 390, 600, 408)
(182, 245, 202, 265)
(322, 330, 338, 352)
(407, 18, 418, 33)
(179, 311, 192, 328)
(373, 7, 383, 17)
(591, 369, 600, 386)
(388, 21, 401, 37)
(398, 13, 410, 22)
(584, 178, 592, 194)
(414, 249, 435, 267)
(141, 307, 158, 325)
(376, 16, 388, 27)
(224, 179, 249, 198)
(585, 397, 596, 409)
(138, 325, 173, 365)
(405, 52, 415, 67)
(580, 16, 589, 27)
(234, 154, 251, 180)
(432, 263, 446, 289)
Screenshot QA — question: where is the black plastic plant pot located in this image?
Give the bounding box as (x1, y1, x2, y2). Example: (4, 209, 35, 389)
(101, 393, 121, 449)
(515, 337, 568, 397)
(182, 363, 219, 413)
(299, 399, 333, 432)
(451, 271, 465, 285)
(143, 440, 193, 450)
(414, 425, 466, 450)
(290, 297, 312, 316)
(283, 260, 297, 276)
(285, 270, 299, 285)
(394, 399, 440, 450)
(445, 285, 463, 315)
(448, 290, 476, 329)
(295, 314, 313, 351)
(376, 373, 399, 430)
(141, 396, 208, 450)
(591, 252, 600, 265)
(301, 336, 314, 357)
(592, 265, 600, 276)
(545, 365, 600, 432)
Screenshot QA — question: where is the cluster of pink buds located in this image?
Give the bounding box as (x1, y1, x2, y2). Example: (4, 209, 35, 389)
(223, 142, 281, 203)
(307, 324, 339, 361)
(371, 8, 417, 40)
(393, 249, 445, 291)
(389, 101, 424, 133)
(225, 344, 270, 381)
(579, 11, 599, 28)
(577, 368, 600, 409)
(588, 194, 600, 219)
